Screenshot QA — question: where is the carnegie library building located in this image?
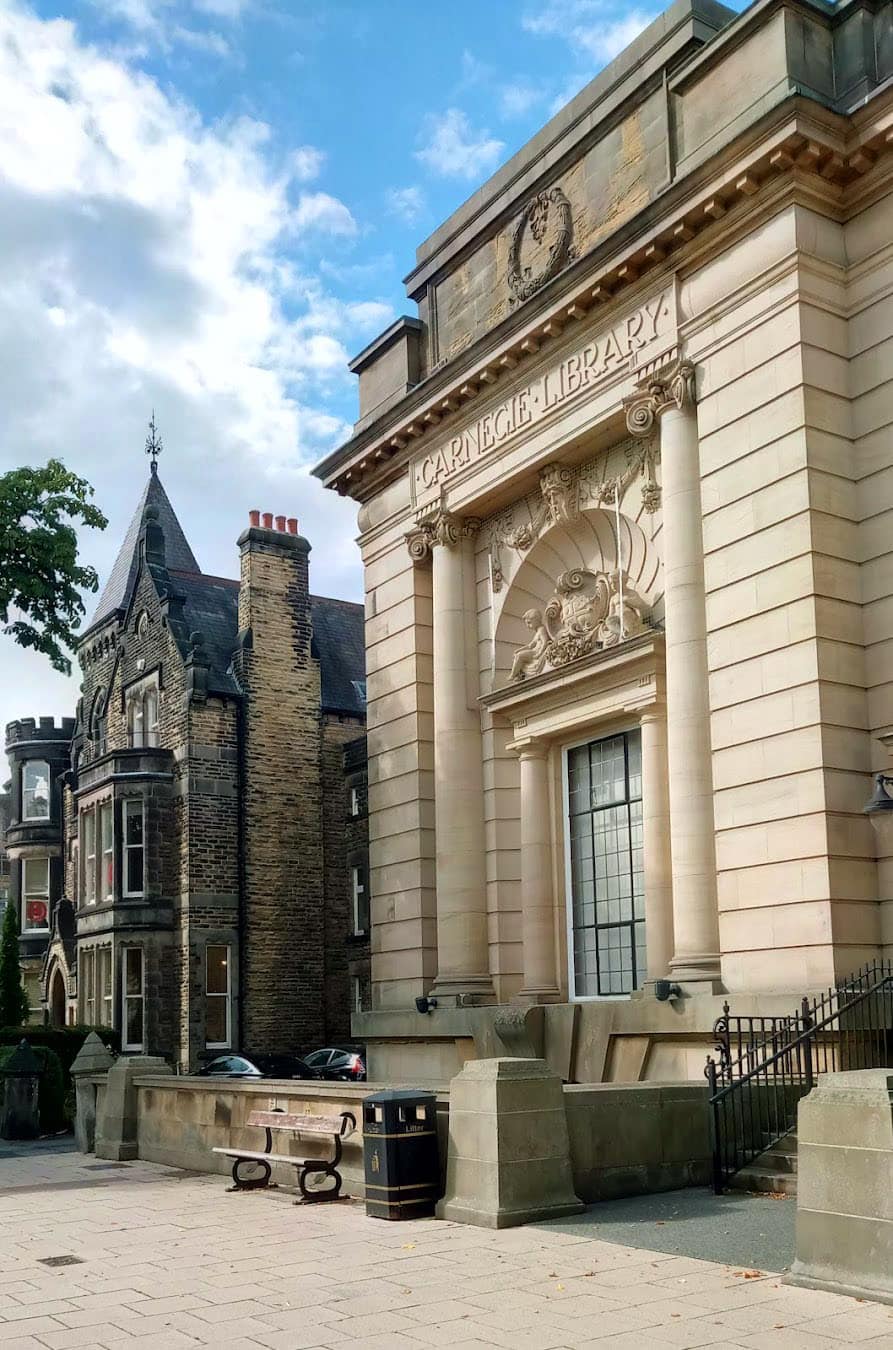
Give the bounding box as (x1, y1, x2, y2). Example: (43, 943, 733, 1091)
(315, 0, 893, 1083)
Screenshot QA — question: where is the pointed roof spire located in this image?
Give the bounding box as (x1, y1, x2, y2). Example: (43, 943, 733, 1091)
(145, 411, 163, 474)
(86, 462, 200, 633)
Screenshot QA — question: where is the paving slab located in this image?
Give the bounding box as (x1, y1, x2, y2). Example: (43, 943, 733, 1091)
(0, 1139, 890, 1349)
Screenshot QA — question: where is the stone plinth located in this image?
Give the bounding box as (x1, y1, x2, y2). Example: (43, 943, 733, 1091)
(437, 1057, 584, 1229)
(787, 1070, 893, 1305)
(71, 1033, 115, 1154)
(95, 1055, 171, 1161)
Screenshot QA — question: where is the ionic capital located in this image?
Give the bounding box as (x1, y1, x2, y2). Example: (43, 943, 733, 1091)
(624, 360, 696, 439)
(406, 509, 481, 562)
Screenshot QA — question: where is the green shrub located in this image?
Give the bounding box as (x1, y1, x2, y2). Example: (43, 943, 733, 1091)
(0, 1025, 119, 1095)
(0, 1042, 67, 1133)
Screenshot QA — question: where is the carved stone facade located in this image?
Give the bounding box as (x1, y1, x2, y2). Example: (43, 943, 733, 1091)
(316, 0, 893, 1087)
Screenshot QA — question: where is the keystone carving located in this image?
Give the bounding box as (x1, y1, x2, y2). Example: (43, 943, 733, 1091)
(510, 567, 651, 681)
(507, 185, 576, 305)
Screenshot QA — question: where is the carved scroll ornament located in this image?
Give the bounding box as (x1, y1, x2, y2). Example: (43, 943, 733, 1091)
(624, 359, 696, 438)
(510, 567, 651, 681)
(406, 508, 481, 563)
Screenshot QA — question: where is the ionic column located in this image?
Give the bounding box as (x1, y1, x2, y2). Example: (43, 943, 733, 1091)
(639, 707, 674, 981)
(626, 362, 721, 986)
(515, 740, 560, 1002)
(407, 511, 494, 1003)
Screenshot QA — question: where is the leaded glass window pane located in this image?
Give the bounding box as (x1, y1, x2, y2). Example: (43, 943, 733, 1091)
(567, 729, 646, 997)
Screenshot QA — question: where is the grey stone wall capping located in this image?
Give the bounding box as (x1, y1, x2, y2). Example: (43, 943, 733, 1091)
(406, 0, 735, 291)
(349, 315, 423, 374)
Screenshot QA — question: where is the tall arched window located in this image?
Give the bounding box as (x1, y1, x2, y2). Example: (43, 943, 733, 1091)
(127, 681, 159, 748)
(90, 690, 107, 753)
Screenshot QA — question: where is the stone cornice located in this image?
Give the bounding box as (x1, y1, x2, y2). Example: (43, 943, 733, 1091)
(316, 93, 893, 503)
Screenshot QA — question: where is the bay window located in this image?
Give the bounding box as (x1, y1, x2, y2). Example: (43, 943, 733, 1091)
(205, 945, 231, 1048)
(122, 948, 144, 1051)
(22, 761, 50, 820)
(123, 800, 144, 897)
(22, 857, 50, 932)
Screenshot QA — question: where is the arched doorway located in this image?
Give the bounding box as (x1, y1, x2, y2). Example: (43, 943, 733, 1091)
(50, 969, 66, 1028)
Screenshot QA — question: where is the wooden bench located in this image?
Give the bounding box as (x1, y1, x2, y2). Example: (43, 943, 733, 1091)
(213, 1108, 357, 1201)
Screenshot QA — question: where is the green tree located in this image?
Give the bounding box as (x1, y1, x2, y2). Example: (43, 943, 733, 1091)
(0, 459, 107, 674)
(0, 902, 30, 1028)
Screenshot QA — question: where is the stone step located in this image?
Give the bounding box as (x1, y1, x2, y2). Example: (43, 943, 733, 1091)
(728, 1165, 798, 1196)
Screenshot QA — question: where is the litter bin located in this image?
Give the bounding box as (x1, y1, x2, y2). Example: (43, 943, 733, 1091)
(362, 1089, 439, 1220)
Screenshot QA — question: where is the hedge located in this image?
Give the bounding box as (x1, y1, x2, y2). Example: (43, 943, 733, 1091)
(0, 1025, 119, 1092)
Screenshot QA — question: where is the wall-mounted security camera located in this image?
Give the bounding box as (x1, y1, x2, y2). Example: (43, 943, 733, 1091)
(654, 980, 683, 1003)
(415, 995, 438, 1014)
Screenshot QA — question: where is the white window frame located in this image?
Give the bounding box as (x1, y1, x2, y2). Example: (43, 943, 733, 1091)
(562, 722, 644, 1004)
(100, 801, 114, 901)
(352, 976, 363, 1014)
(122, 799, 145, 898)
(81, 947, 96, 1025)
(82, 809, 96, 905)
(22, 760, 50, 821)
(205, 945, 232, 1050)
(351, 865, 367, 935)
(349, 786, 360, 817)
(121, 947, 145, 1051)
(98, 947, 113, 1028)
(22, 856, 50, 933)
(127, 677, 160, 749)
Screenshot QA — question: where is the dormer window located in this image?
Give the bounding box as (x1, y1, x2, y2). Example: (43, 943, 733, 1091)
(22, 761, 50, 821)
(127, 677, 159, 748)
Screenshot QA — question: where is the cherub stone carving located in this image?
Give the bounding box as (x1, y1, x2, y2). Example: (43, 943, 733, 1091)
(510, 608, 552, 681)
(598, 570, 650, 648)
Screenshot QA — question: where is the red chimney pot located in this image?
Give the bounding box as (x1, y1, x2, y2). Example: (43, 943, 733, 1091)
(249, 509, 260, 527)
(275, 514, 286, 532)
(262, 512, 273, 529)
(287, 518, 298, 535)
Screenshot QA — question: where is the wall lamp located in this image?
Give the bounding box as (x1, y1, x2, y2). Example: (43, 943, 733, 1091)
(863, 772, 893, 845)
(415, 996, 438, 1015)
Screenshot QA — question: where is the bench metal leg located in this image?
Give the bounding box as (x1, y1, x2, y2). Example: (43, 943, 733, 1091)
(230, 1158, 272, 1191)
(298, 1160, 342, 1202)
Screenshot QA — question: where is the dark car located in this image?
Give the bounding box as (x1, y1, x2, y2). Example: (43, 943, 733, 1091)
(304, 1047, 366, 1081)
(196, 1053, 319, 1080)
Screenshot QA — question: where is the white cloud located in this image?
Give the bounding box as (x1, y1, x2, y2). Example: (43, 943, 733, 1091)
(498, 80, 544, 119)
(523, 0, 658, 79)
(292, 191, 358, 236)
(291, 145, 325, 182)
(0, 3, 372, 731)
(385, 185, 425, 225)
(415, 108, 504, 180)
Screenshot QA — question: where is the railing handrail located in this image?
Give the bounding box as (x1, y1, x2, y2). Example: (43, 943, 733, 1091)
(712, 961, 892, 1085)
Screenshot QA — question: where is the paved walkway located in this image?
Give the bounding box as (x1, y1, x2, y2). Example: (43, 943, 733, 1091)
(0, 1141, 891, 1349)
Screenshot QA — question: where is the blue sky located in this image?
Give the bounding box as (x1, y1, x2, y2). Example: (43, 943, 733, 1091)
(0, 0, 707, 729)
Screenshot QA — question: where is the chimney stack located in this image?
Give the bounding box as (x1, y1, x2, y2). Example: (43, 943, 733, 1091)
(262, 512, 273, 529)
(287, 518, 298, 535)
(275, 514, 286, 532)
(249, 509, 260, 527)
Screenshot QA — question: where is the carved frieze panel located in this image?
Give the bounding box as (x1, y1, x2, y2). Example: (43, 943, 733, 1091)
(507, 186, 576, 306)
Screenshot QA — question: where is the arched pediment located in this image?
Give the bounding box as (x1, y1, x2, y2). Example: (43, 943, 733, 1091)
(492, 507, 663, 685)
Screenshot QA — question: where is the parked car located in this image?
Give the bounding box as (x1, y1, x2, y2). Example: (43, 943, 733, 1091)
(304, 1047, 366, 1081)
(196, 1053, 318, 1080)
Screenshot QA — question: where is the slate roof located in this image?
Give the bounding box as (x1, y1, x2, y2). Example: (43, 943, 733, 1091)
(168, 569, 241, 697)
(310, 595, 366, 716)
(88, 471, 200, 630)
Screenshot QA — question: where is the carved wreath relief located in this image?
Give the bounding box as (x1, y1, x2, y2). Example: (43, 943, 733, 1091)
(510, 568, 651, 682)
(507, 186, 576, 305)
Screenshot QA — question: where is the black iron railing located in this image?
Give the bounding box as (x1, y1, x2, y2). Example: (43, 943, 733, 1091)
(706, 960, 893, 1193)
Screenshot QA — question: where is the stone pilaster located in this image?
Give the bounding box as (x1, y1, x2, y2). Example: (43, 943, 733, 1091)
(407, 509, 494, 1004)
(625, 362, 721, 988)
(515, 740, 560, 1002)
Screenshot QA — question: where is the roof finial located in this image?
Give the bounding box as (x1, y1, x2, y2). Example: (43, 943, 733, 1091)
(145, 411, 163, 474)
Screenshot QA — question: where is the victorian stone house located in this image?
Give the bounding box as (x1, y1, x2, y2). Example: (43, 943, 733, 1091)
(5, 462, 369, 1065)
(316, 0, 893, 1083)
